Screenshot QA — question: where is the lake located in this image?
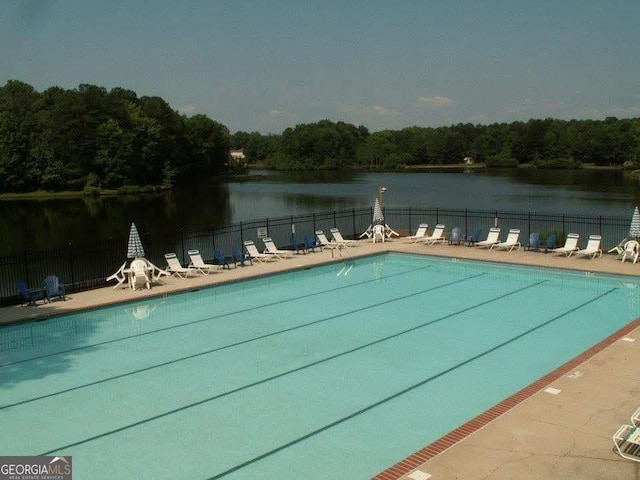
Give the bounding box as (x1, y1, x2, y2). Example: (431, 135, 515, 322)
(1, 168, 638, 255)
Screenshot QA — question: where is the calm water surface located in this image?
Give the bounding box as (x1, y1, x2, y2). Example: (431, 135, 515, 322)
(1, 169, 638, 254)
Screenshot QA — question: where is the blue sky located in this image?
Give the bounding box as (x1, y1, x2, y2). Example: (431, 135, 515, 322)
(2, 0, 639, 133)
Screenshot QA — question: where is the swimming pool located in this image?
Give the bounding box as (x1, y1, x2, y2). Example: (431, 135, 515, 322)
(1, 253, 639, 479)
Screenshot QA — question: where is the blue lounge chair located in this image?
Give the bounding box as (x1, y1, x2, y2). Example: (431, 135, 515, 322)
(232, 245, 252, 266)
(525, 232, 541, 251)
(304, 234, 322, 253)
(290, 236, 307, 254)
(543, 233, 557, 252)
(44, 275, 66, 302)
(465, 228, 482, 246)
(214, 249, 233, 269)
(16, 281, 46, 306)
(449, 227, 463, 245)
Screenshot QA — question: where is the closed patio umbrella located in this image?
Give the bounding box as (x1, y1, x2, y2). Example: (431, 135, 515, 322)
(127, 223, 146, 259)
(373, 198, 384, 225)
(630, 207, 640, 239)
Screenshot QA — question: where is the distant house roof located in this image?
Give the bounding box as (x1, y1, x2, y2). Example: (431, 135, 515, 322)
(230, 149, 245, 159)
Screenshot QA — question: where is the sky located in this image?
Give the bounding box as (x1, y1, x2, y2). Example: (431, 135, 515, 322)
(2, 0, 640, 134)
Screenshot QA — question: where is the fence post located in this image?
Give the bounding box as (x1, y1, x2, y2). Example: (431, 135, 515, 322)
(352, 209, 356, 238)
(68, 242, 75, 290)
(313, 213, 316, 234)
(240, 221, 244, 245)
(145, 230, 152, 261)
(23, 250, 30, 286)
(333, 210, 337, 228)
(180, 228, 185, 261)
(465, 209, 468, 237)
(109, 237, 115, 271)
(599, 215, 602, 235)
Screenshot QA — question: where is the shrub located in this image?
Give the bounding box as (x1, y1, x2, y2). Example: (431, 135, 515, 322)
(485, 156, 519, 167)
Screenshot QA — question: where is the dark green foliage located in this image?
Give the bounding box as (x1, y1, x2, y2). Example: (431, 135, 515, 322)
(263, 120, 369, 170)
(485, 155, 519, 168)
(0, 80, 233, 193)
(234, 117, 640, 171)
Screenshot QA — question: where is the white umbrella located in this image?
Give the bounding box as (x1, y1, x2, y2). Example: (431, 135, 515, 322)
(630, 207, 640, 239)
(127, 223, 146, 259)
(373, 198, 384, 225)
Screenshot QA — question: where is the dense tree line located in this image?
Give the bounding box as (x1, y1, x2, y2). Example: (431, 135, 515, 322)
(0, 80, 236, 193)
(234, 117, 640, 171)
(4, 79, 640, 192)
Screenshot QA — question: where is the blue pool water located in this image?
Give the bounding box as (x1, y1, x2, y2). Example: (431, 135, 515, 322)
(1, 253, 639, 479)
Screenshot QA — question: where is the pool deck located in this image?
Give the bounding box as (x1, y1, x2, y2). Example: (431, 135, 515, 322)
(2, 239, 639, 479)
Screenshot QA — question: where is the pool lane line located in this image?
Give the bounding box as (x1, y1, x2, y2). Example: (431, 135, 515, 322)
(1, 264, 434, 367)
(373, 304, 640, 480)
(202, 286, 618, 480)
(4, 271, 485, 410)
(37, 275, 545, 456)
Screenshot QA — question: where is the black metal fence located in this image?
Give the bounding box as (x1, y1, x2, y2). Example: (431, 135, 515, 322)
(0, 206, 630, 305)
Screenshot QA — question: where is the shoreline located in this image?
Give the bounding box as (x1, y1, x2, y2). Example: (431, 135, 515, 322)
(0, 164, 626, 200)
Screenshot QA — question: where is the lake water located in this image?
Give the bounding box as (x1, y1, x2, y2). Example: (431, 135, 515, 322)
(1, 168, 637, 254)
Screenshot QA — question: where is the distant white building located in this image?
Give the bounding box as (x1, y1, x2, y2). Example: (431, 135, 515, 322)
(463, 156, 474, 164)
(230, 149, 245, 160)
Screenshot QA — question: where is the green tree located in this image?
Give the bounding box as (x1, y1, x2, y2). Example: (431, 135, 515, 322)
(183, 114, 231, 178)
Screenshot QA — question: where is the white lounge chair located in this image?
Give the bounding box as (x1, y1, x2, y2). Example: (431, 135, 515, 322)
(608, 238, 628, 255)
(359, 225, 373, 238)
(491, 228, 521, 251)
(417, 224, 446, 245)
(574, 234, 602, 259)
(316, 230, 334, 246)
(129, 258, 151, 290)
(613, 424, 640, 463)
(106, 262, 127, 289)
(475, 227, 501, 248)
(372, 224, 385, 243)
(404, 223, 428, 242)
(164, 253, 199, 278)
(330, 228, 358, 246)
(621, 240, 640, 264)
(243, 240, 278, 262)
(262, 237, 294, 258)
(550, 233, 580, 256)
(631, 406, 640, 427)
(384, 225, 400, 238)
(316, 230, 347, 257)
(187, 249, 218, 274)
(145, 259, 170, 282)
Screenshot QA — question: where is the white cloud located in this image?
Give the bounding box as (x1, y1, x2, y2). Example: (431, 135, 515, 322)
(417, 95, 454, 107)
(605, 106, 640, 117)
(339, 104, 399, 116)
(268, 108, 299, 119)
(372, 105, 395, 115)
(177, 104, 197, 114)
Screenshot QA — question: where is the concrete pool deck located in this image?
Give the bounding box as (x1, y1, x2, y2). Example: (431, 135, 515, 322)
(2, 239, 639, 479)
